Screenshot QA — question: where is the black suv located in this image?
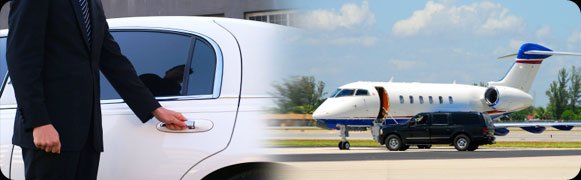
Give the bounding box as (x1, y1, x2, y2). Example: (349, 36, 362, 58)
(379, 112, 495, 151)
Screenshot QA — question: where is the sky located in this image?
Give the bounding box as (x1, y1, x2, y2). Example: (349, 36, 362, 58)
(278, 0, 581, 107)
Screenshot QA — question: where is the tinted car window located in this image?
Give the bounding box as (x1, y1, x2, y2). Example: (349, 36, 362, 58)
(187, 39, 216, 95)
(432, 114, 448, 125)
(452, 113, 480, 125)
(0, 38, 7, 88)
(100, 31, 192, 100)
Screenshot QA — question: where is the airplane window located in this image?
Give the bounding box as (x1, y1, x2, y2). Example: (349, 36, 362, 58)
(335, 89, 355, 97)
(399, 95, 404, 104)
(429, 96, 434, 104)
(355, 89, 369, 96)
(419, 96, 424, 104)
(331, 89, 342, 97)
(409, 96, 414, 104)
(100, 31, 192, 100)
(449, 96, 454, 104)
(0, 38, 7, 93)
(438, 96, 443, 104)
(187, 39, 217, 95)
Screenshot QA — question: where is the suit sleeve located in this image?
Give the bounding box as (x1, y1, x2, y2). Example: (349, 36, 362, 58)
(6, 0, 51, 130)
(99, 23, 161, 123)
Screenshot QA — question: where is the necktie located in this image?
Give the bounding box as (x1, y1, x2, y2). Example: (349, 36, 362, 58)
(78, 0, 92, 44)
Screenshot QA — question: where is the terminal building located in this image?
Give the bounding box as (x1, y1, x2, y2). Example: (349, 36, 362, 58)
(0, 0, 295, 29)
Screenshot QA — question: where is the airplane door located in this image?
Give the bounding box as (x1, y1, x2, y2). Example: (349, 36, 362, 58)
(375, 87, 389, 119)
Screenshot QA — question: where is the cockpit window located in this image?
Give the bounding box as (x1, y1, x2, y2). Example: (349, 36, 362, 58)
(355, 89, 369, 96)
(334, 89, 355, 97)
(330, 89, 342, 97)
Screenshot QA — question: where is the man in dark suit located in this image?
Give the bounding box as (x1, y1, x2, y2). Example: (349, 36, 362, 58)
(6, 0, 188, 179)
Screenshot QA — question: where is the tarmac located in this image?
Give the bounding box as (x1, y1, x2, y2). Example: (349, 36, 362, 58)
(270, 147, 581, 180)
(268, 128, 581, 180)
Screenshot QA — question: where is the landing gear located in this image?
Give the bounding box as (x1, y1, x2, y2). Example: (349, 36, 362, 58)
(338, 141, 350, 150)
(338, 125, 350, 150)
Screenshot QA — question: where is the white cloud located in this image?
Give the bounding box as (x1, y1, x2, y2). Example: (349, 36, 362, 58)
(535, 25, 551, 39)
(304, 35, 379, 47)
(392, 1, 524, 37)
(298, 0, 375, 30)
(388, 59, 420, 70)
(567, 31, 581, 49)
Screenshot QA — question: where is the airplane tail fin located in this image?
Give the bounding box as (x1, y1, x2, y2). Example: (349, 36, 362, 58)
(489, 43, 581, 92)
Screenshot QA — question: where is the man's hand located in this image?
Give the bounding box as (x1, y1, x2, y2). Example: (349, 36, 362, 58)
(33, 124, 61, 154)
(152, 107, 187, 130)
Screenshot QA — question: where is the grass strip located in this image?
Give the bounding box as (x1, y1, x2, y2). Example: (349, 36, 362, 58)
(270, 139, 581, 148)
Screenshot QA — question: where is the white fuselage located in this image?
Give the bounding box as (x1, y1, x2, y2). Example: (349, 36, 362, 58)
(312, 81, 532, 129)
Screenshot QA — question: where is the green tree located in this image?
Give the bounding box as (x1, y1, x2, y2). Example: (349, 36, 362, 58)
(272, 76, 326, 114)
(509, 106, 533, 121)
(568, 66, 580, 112)
(546, 68, 569, 120)
(533, 107, 547, 120)
(561, 110, 575, 121)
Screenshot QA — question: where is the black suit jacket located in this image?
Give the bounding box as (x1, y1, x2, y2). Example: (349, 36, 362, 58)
(6, 0, 161, 152)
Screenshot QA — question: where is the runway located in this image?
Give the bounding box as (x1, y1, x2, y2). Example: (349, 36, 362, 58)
(268, 128, 581, 142)
(270, 147, 581, 180)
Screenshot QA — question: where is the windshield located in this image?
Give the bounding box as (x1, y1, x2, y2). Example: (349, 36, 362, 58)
(333, 89, 355, 97)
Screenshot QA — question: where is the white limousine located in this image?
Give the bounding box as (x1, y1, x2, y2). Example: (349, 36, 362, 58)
(0, 16, 286, 179)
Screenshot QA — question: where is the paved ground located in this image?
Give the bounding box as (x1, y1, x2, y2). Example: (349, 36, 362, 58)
(269, 147, 581, 180)
(268, 128, 581, 142)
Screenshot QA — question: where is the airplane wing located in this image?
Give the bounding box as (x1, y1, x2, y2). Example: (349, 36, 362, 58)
(492, 121, 581, 136)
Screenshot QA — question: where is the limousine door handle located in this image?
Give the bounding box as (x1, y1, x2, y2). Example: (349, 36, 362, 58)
(156, 119, 214, 133)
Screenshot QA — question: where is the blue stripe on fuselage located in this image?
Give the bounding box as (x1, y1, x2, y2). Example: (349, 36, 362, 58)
(315, 118, 411, 129)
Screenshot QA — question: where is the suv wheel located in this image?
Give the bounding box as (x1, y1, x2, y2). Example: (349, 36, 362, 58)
(386, 135, 404, 151)
(453, 134, 471, 151)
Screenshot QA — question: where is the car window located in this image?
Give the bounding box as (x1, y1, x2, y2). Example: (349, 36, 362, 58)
(186, 39, 217, 95)
(452, 113, 480, 125)
(100, 31, 192, 100)
(432, 114, 448, 125)
(0, 37, 7, 93)
(410, 114, 428, 126)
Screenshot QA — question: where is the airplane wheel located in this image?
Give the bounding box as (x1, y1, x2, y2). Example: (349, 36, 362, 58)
(338, 141, 350, 150)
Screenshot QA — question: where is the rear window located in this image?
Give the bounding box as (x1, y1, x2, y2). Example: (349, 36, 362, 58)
(451, 113, 482, 125)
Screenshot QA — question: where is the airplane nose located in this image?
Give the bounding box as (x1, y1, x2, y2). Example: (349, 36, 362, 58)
(313, 100, 333, 119)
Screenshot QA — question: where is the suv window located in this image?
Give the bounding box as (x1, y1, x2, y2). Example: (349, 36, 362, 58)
(432, 114, 448, 125)
(0, 38, 7, 92)
(410, 114, 428, 126)
(100, 31, 192, 100)
(452, 113, 481, 125)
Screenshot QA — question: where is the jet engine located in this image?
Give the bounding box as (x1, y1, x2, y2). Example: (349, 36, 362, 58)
(484, 86, 532, 111)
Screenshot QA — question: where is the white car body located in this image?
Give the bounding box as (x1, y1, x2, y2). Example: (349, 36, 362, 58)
(0, 16, 286, 179)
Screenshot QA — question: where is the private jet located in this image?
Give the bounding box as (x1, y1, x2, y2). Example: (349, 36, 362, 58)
(312, 43, 581, 150)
